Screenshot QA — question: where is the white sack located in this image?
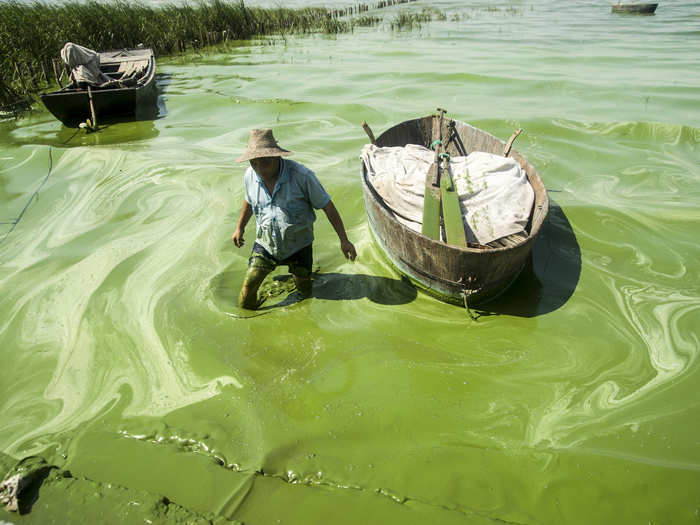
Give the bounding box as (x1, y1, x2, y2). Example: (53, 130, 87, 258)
(361, 144, 534, 245)
(61, 42, 111, 86)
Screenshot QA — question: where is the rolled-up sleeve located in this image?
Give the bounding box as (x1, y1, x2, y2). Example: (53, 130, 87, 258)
(303, 169, 331, 210)
(243, 168, 254, 205)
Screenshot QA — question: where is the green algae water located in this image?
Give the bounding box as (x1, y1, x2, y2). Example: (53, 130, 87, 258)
(2, 1, 700, 523)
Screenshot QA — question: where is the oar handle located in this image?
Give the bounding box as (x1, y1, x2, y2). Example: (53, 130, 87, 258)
(503, 128, 523, 157)
(361, 120, 376, 145)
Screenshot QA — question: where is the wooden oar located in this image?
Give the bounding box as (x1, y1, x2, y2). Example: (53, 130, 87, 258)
(87, 85, 98, 130)
(440, 159, 467, 248)
(421, 110, 445, 240)
(422, 150, 442, 240)
(422, 108, 467, 247)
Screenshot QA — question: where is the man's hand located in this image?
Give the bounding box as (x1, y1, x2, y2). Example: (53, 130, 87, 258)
(233, 201, 253, 248)
(341, 239, 357, 261)
(323, 201, 356, 261)
(232, 228, 245, 248)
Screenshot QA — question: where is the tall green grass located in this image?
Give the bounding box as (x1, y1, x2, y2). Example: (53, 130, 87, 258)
(0, 0, 399, 110)
(0, 0, 344, 61)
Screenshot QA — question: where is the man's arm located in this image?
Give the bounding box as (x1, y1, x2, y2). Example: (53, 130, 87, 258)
(322, 200, 357, 261)
(232, 200, 253, 247)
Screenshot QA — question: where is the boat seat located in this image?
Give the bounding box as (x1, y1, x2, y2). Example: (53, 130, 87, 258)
(117, 60, 148, 78)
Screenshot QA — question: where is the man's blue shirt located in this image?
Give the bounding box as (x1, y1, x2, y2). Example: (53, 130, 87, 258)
(244, 158, 331, 260)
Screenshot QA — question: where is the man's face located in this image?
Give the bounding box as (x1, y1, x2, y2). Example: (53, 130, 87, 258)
(250, 156, 280, 179)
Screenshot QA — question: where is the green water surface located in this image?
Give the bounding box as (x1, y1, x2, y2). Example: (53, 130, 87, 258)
(1, 1, 699, 523)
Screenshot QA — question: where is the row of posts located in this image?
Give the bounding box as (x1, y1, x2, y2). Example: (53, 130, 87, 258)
(173, 0, 419, 53)
(330, 0, 417, 17)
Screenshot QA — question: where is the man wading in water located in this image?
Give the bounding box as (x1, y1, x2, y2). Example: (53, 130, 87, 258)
(232, 129, 357, 309)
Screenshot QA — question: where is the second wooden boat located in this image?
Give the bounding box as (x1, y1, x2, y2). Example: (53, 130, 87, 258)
(611, 3, 658, 14)
(360, 115, 549, 307)
(41, 46, 157, 127)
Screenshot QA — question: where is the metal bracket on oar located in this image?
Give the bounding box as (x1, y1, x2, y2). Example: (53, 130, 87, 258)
(503, 128, 522, 157)
(429, 108, 447, 187)
(362, 120, 376, 145)
(446, 120, 468, 156)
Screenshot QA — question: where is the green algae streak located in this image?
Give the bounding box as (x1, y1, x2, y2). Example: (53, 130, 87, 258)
(2, 1, 700, 523)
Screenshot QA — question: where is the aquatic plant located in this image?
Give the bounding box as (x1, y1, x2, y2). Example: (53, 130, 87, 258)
(390, 7, 447, 30)
(352, 15, 383, 28)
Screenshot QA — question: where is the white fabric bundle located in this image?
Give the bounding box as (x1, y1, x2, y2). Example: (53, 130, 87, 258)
(360, 144, 534, 245)
(61, 42, 111, 86)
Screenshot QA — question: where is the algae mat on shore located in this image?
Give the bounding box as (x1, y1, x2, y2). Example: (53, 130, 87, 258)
(1, 0, 699, 523)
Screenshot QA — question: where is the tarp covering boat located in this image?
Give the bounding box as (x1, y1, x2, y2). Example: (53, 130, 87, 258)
(60, 42, 112, 86)
(360, 144, 534, 245)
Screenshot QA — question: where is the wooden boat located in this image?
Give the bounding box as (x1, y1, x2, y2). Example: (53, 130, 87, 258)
(360, 115, 549, 307)
(611, 3, 658, 14)
(41, 47, 156, 127)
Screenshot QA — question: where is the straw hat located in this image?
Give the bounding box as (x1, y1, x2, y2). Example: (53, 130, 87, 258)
(235, 129, 294, 163)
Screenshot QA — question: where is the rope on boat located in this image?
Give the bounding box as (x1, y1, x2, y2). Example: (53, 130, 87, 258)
(461, 290, 479, 321)
(1, 147, 53, 246)
(61, 128, 81, 145)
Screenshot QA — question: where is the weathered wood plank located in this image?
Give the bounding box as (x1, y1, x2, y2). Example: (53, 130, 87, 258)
(421, 116, 442, 240)
(440, 164, 467, 248)
(422, 170, 441, 240)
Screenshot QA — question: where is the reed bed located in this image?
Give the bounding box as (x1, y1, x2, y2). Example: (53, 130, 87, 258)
(0, 0, 418, 112)
(390, 7, 447, 31)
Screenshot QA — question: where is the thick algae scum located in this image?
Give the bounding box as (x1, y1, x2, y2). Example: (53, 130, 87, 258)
(1, 1, 700, 523)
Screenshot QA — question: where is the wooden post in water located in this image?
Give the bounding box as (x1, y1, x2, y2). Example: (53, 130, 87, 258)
(40, 61, 48, 85)
(14, 63, 28, 94)
(26, 61, 38, 87)
(51, 59, 62, 88)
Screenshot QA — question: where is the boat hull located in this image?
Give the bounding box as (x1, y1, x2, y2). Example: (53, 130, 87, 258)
(360, 116, 549, 306)
(611, 3, 658, 14)
(40, 48, 157, 127)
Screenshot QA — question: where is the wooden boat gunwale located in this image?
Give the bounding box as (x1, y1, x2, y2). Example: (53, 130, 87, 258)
(360, 115, 549, 306)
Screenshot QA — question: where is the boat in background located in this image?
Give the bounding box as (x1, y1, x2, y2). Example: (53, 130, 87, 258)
(611, 3, 658, 14)
(360, 115, 549, 307)
(41, 46, 156, 127)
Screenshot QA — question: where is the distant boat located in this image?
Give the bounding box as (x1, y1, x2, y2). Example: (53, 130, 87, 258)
(41, 44, 156, 127)
(360, 115, 549, 307)
(611, 3, 658, 14)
